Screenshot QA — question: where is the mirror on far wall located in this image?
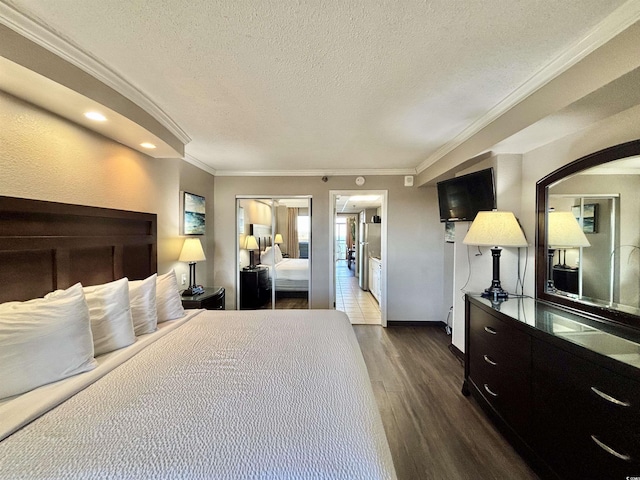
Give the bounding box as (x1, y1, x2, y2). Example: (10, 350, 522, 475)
(536, 140, 640, 331)
(236, 196, 311, 311)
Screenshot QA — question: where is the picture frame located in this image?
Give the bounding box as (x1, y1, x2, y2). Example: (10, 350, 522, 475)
(183, 192, 206, 235)
(572, 203, 598, 234)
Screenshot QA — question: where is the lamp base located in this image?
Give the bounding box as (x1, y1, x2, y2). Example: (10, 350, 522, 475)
(481, 285, 509, 301)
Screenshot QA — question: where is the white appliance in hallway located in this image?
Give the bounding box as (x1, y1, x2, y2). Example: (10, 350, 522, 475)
(358, 222, 381, 291)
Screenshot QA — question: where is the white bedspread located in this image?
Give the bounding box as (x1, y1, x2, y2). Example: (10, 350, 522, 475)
(0, 309, 395, 479)
(274, 258, 308, 282)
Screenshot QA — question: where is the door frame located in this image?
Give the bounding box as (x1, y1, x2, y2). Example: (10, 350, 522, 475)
(329, 190, 388, 326)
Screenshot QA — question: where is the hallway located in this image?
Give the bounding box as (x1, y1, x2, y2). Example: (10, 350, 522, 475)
(335, 259, 381, 324)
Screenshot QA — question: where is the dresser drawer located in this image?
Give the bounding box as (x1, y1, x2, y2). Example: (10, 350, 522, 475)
(469, 355, 531, 433)
(469, 304, 530, 364)
(532, 339, 640, 479)
(468, 304, 532, 432)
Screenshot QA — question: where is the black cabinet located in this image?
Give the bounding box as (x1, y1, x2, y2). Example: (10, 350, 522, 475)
(553, 266, 578, 294)
(464, 295, 640, 480)
(181, 287, 225, 310)
(240, 267, 271, 309)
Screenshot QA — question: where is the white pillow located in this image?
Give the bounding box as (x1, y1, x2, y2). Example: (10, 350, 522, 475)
(156, 270, 185, 323)
(273, 244, 284, 263)
(128, 274, 158, 335)
(0, 283, 96, 400)
(260, 246, 274, 265)
(80, 278, 136, 356)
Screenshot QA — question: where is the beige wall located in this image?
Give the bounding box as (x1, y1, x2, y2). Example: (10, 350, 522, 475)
(214, 175, 445, 321)
(0, 90, 215, 285)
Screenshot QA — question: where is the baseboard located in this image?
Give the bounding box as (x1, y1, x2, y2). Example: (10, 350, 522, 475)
(387, 320, 447, 327)
(448, 343, 464, 365)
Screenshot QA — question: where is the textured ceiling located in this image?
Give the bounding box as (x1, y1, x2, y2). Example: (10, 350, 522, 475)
(2, 0, 630, 173)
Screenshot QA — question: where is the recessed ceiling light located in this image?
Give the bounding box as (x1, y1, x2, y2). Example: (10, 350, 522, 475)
(84, 111, 107, 122)
(140, 142, 156, 149)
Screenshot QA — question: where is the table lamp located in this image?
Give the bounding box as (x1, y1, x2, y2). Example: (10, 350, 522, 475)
(463, 211, 528, 300)
(179, 238, 206, 296)
(244, 235, 259, 269)
(274, 233, 283, 245)
(547, 211, 590, 292)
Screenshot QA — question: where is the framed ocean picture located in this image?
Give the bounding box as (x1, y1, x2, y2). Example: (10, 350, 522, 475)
(183, 192, 206, 235)
(572, 203, 598, 234)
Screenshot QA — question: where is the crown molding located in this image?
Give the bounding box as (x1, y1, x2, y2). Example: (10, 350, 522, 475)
(183, 154, 217, 176)
(0, 1, 191, 145)
(214, 168, 417, 177)
(416, 0, 640, 174)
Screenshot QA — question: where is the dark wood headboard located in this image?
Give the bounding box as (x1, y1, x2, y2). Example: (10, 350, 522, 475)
(0, 196, 157, 303)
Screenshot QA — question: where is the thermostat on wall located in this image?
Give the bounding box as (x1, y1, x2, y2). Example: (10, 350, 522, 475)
(404, 175, 414, 187)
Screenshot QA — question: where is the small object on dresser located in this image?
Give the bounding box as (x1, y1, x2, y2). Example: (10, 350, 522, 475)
(181, 287, 225, 310)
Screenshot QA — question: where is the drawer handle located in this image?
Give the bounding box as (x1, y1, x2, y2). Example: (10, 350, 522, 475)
(590, 386, 631, 407)
(484, 326, 497, 335)
(590, 435, 631, 462)
(483, 355, 497, 366)
(483, 383, 498, 397)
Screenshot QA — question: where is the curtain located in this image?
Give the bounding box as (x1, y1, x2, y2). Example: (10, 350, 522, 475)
(287, 208, 299, 258)
(346, 217, 355, 258)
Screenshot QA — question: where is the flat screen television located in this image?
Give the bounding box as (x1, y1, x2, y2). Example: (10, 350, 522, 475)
(437, 167, 496, 222)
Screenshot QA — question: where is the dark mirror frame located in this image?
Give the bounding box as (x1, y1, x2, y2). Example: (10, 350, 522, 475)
(536, 139, 640, 332)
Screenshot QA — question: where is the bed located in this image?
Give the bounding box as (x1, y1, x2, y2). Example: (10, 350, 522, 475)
(0, 197, 395, 479)
(252, 224, 309, 295)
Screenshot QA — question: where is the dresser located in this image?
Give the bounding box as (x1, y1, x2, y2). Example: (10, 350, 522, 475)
(240, 266, 271, 309)
(464, 295, 640, 480)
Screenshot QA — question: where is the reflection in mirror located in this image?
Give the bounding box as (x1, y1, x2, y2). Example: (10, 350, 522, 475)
(537, 142, 640, 330)
(236, 197, 310, 310)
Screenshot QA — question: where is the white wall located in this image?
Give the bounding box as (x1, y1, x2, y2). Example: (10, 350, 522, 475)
(0, 90, 215, 285)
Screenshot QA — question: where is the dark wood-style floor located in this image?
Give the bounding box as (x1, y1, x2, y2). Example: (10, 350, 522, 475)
(353, 325, 539, 480)
(264, 296, 309, 309)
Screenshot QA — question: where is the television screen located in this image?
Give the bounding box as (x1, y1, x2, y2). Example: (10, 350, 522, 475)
(437, 168, 496, 222)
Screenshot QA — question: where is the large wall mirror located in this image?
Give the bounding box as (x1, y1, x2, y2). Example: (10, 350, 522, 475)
(536, 140, 640, 331)
(236, 196, 311, 310)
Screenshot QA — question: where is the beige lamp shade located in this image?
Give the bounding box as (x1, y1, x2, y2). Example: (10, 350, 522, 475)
(244, 235, 259, 251)
(274, 233, 283, 244)
(548, 211, 591, 248)
(178, 238, 206, 262)
(463, 211, 528, 247)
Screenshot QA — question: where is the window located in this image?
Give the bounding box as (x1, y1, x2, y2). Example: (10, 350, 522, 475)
(297, 215, 310, 242)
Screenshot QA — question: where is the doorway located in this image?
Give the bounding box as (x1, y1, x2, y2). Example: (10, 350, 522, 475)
(329, 190, 388, 326)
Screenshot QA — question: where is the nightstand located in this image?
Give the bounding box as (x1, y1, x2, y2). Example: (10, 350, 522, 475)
(181, 287, 225, 310)
(240, 267, 271, 309)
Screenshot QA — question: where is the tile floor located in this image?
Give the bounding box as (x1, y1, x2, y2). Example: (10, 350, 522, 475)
(335, 259, 381, 324)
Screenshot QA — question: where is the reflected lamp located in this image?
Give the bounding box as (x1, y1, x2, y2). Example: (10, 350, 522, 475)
(463, 211, 528, 300)
(179, 238, 206, 296)
(244, 235, 260, 269)
(547, 211, 590, 291)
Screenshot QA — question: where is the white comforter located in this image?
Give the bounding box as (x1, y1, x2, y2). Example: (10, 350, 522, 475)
(0, 309, 395, 479)
(274, 258, 308, 281)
